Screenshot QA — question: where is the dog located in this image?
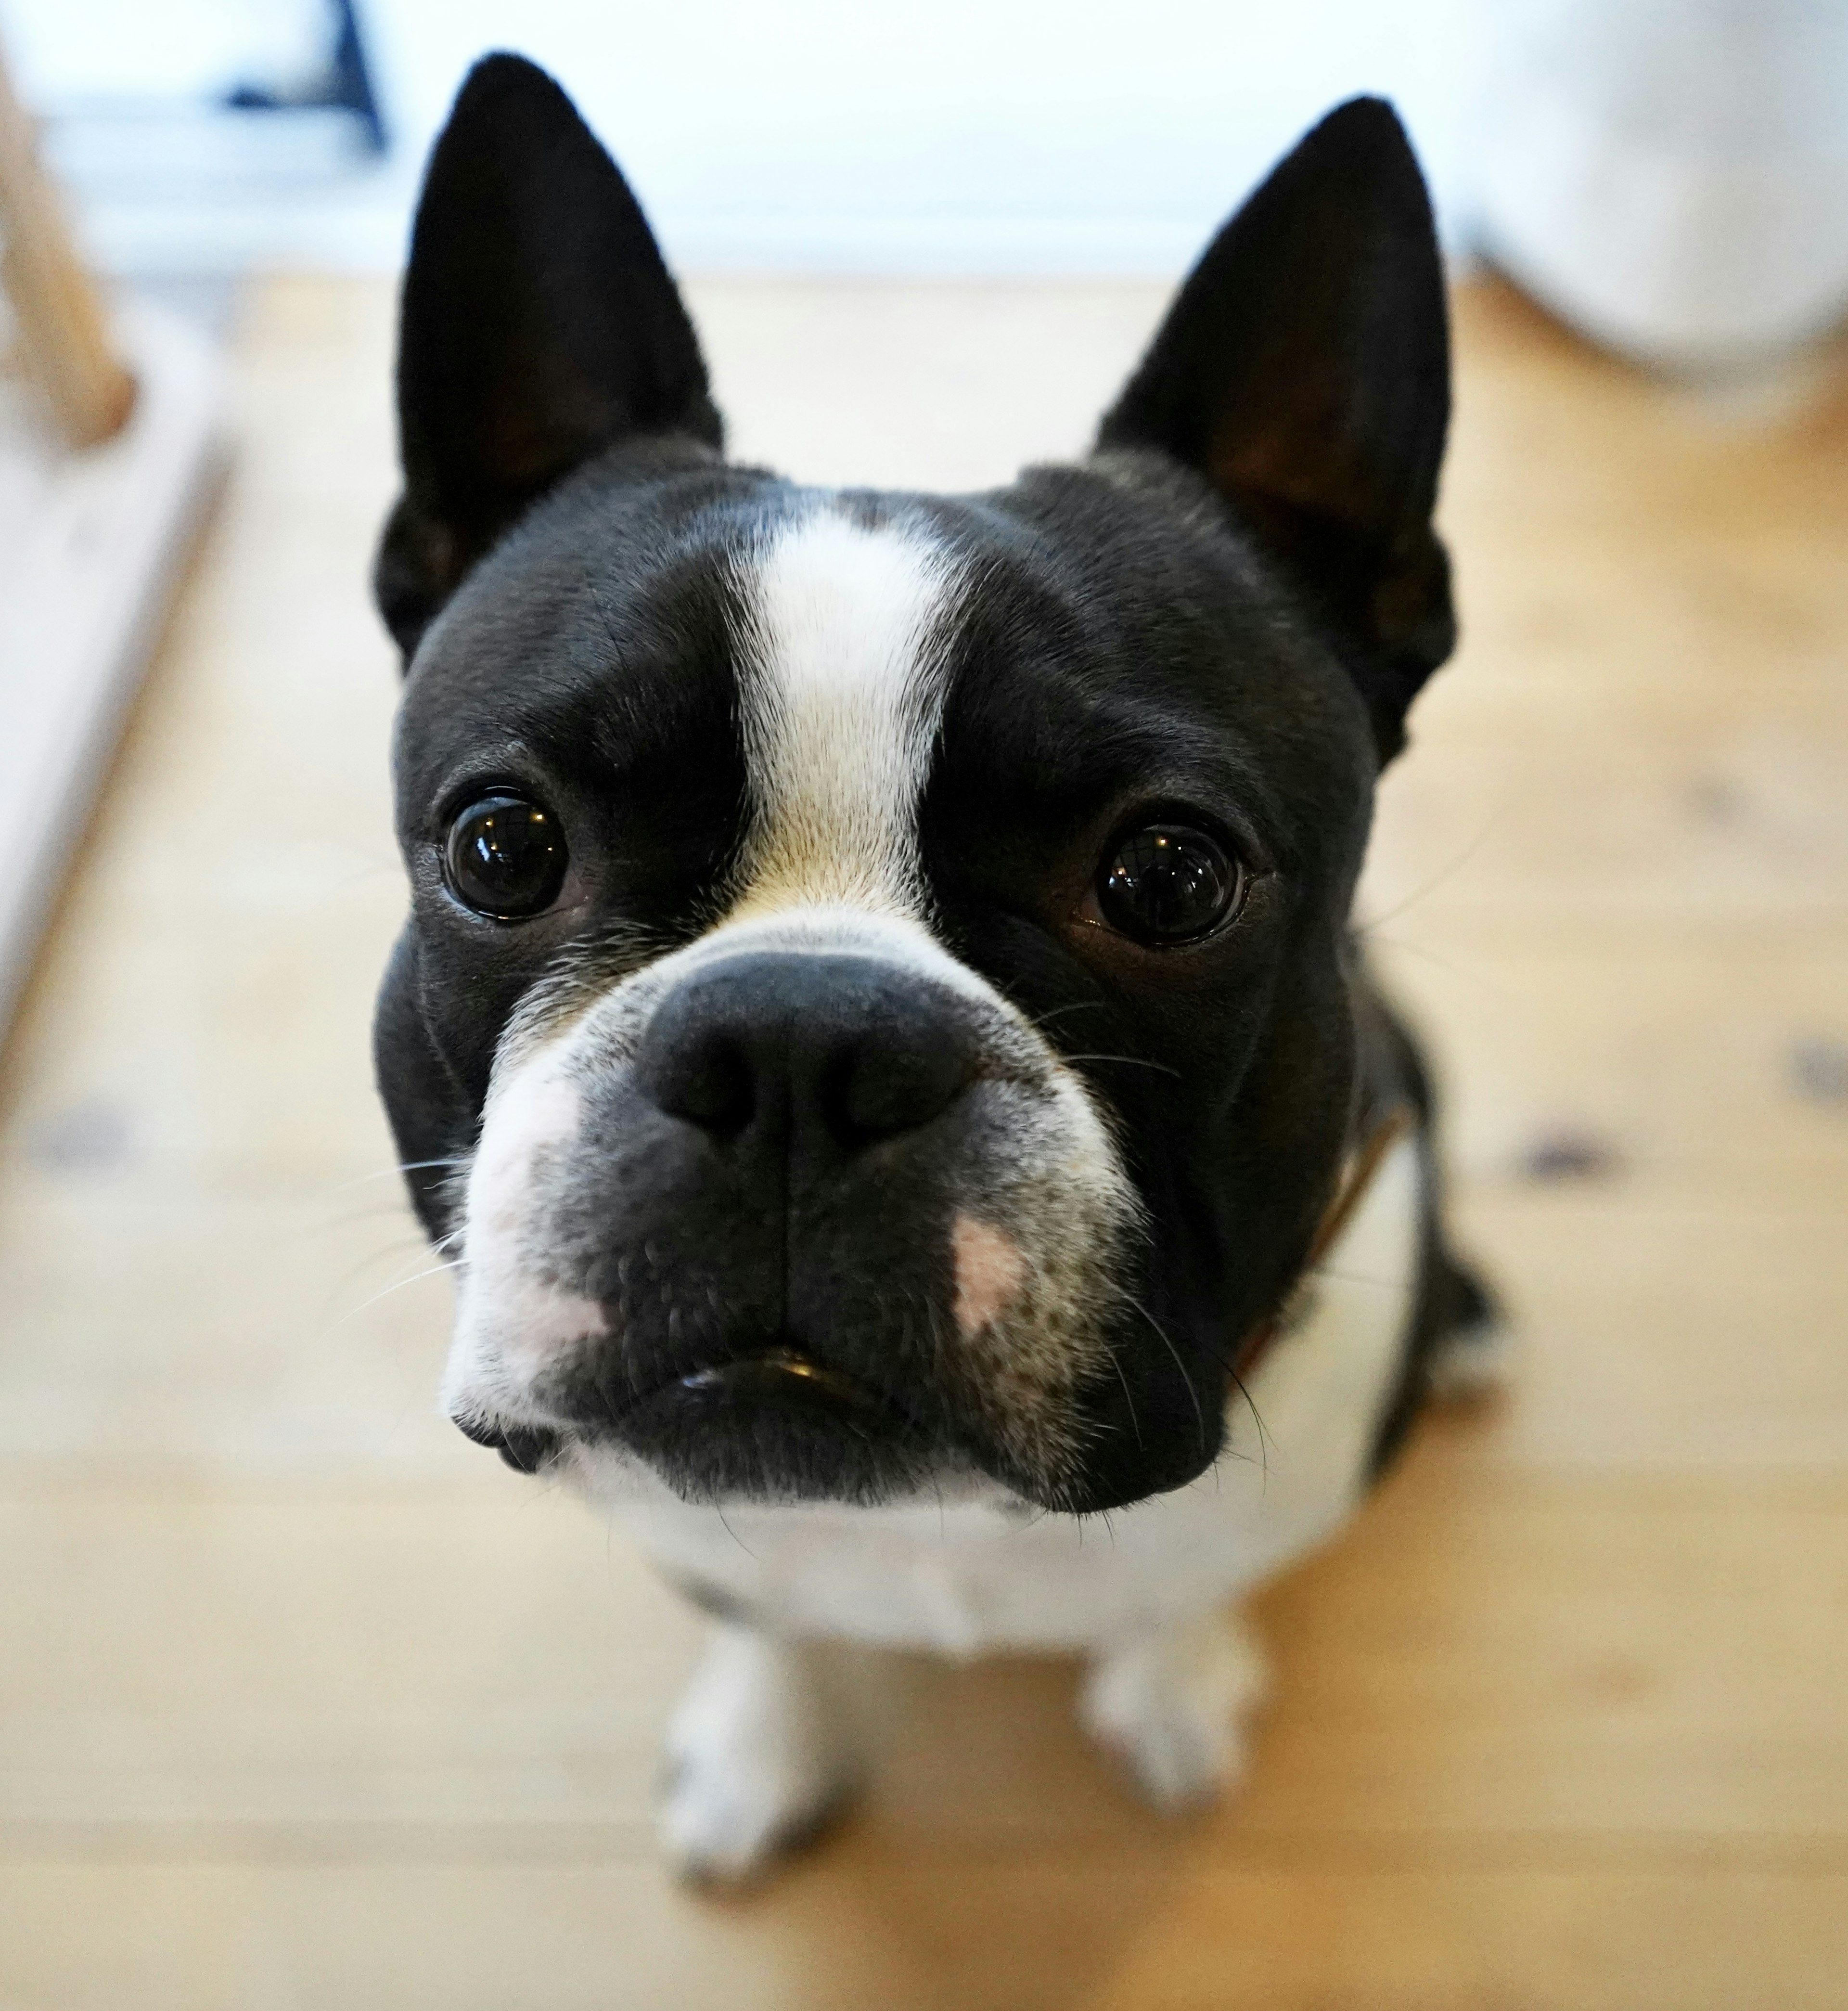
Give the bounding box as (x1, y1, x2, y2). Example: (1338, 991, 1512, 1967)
(372, 53, 1503, 1881)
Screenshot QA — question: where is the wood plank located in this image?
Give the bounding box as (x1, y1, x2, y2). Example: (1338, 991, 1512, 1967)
(1, 1860, 1844, 2011)
(0, 1455, 1843, 1843)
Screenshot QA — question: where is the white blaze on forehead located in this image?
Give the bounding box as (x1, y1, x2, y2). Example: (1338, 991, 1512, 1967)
(731, 506, 959, 917)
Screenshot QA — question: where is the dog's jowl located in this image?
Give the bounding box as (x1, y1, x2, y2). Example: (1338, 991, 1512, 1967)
(374, 53, 1503, 1879)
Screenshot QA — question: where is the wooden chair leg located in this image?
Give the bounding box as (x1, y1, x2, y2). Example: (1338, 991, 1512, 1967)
(0, 41, 135, 449)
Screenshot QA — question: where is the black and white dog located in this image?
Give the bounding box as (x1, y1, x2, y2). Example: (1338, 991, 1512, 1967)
(374, 55, 1501, 1880)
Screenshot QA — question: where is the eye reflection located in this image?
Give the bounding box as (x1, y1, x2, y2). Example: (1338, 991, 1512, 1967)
(1096, 824, 1241, 944)
(444, 793, 568, 920)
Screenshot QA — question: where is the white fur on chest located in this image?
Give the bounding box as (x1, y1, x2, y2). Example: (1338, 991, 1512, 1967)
(603, 1131, 1423, 1655)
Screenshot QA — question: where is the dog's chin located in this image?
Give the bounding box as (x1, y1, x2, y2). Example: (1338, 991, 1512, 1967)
(459, 1349, 1149, 1512)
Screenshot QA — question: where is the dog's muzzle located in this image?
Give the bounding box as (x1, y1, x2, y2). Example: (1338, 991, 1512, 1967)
(445, 917, 1139, 1507)
(476, 950, 1003, 1499)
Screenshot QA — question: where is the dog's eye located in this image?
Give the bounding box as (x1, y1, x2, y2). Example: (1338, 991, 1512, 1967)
(444, 794, 568, 920)
(1096, 825, 1242, 944)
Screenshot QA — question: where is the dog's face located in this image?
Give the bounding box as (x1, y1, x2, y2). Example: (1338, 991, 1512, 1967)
(375, 58, 1453, 1515)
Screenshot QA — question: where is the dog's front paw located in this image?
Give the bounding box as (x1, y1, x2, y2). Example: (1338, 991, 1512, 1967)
(1080, 1607, 1268, 1813)
(660, 1624, 861, 1884)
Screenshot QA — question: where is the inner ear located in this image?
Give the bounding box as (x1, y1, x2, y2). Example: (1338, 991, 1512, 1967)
(378, 54, 722, 658)
(1097, 96, 1453, 761)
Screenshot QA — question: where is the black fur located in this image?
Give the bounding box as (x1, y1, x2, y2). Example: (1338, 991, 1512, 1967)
(1098, 96, 1454, 762)
(375, 56, 721, 657)
(375, 56, 1479, 1513)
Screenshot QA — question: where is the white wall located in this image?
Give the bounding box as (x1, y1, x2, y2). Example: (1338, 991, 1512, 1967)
(360, 0, 1481, 270)
(2, 0, 1480, 273)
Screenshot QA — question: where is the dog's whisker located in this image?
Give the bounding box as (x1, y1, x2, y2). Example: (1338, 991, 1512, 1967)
(316, 1235, 444, 1313)
(1225, 1364, 1270, 1483)
(1181, 1333, 1269, 1478)
(1360, 930, 1522, 1002)
(1107, 1349, 1147, 1453)
(321, 1158, 472, 1200)
(1059, 1053, 1183, 1079)
(318, 1257, 463, 1338)
(713, 1506, 759, 1560)
(1352, 808, 1506, 935)
(1025, 1000, 1113, 1033)
(304, 1200, 432, 1237)
(1123, 1291, 1208, 1457)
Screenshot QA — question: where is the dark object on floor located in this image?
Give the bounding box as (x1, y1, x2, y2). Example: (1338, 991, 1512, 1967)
(1518, 1127, 1623, 1182)
(1789, 1036, 1848, 1106)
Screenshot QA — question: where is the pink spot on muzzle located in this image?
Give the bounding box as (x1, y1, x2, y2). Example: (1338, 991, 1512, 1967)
(950, 1213, 1026, 1338)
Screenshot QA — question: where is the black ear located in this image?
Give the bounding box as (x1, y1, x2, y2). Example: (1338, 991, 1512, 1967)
(375, 54, 722, 657)
(1098, 97, 1453, 761)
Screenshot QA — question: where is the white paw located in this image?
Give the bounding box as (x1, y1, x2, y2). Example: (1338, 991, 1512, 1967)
(659, 1624, 860, 1884)
(1080, 1607, 1269, 1812)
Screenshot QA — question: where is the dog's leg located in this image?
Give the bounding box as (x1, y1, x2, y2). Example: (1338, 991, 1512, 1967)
(659, 1620, 861, 1882)
(1079, 1603, 1269, 1812)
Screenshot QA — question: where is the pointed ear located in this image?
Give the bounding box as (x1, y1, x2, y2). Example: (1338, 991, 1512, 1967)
(1097, 97, 1453, 761)
(375, 54, 722, 657)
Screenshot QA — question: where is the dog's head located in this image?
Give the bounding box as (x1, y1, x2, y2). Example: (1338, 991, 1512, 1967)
(375, 56, 1453, 1515)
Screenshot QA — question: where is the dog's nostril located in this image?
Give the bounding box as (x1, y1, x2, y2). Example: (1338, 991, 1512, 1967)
(648, 1031, 755, 1135)
(835, 1037, 971, 1140)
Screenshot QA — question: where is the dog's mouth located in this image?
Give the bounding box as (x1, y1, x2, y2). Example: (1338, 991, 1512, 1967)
(666, 1345, 899, 1424)
(616, 1341, 923, 1448)
(459, 1343, 931, 1500)
(607, 1341, 935, 1502)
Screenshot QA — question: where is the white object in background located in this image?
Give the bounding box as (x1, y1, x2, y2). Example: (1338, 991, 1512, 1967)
(5, 0, 1478, 275)
(0, 298, 223, 1032)
(1475, 0, 1848, 371)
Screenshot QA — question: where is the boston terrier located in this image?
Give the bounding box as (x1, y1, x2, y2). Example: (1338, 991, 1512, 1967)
(373, 54, 1502, 1880)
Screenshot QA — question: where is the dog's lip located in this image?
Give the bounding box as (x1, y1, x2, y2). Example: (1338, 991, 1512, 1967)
(628, 1344, 920, 1435)
(453, 1412, 561, 1473)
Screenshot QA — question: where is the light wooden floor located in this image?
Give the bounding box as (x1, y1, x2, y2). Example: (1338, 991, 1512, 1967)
(1, 273, 1845, 2009)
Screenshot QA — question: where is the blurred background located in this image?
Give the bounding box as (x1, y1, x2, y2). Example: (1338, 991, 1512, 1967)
(0, 3, 1845, 2006)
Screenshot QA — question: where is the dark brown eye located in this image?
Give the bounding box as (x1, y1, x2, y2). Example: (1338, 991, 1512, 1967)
(444, 794, 567, 920)
(1097, 824, 1242, 944)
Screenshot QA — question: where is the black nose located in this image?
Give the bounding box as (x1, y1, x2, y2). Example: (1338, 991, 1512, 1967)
(634, 952, 977, 1151)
